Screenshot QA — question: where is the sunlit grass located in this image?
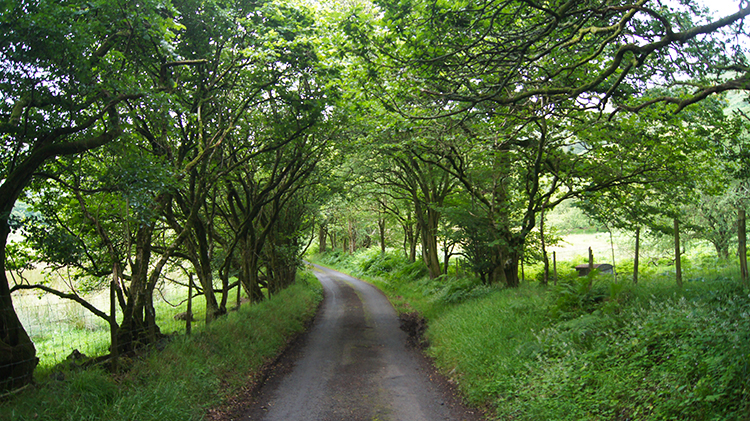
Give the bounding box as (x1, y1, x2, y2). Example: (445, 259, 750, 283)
(7, 266, 260, 373)
(313, 244, 750, 421)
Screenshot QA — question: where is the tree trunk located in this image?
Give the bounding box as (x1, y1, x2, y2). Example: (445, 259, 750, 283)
(329, 231, 336, 251)
(674, 218, 683, 288)
(191, 219, 222, 323)
(418, 206, 442, 279)
(0, 224, 37, 390)
(186, 275, 193, 336)
(587, 247, 594, 291)
(110, 263, 120, 371)
(118, 224, 160, 353)
(318, 223, 327, 253)
(379, 217, 386, 254)
(403, 217, 417, 262)
(608, 227, 617, 283)
(713, 242, 730, 261)
(552, 251, 557, 285)
(347, 218, 357, 254)
(443, 237, 451, 275)
(739, 209, 748, 286)
(504, 251, 520, 287)
(240, 237, 265, 303)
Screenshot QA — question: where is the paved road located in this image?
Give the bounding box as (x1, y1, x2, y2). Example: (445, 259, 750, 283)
(238, 264, 481, 421)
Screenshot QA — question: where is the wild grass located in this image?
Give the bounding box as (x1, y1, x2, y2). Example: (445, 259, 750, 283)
(0, 270, 323, 421)
(10, 268, 227, 373)
(311, 246, 750, 421)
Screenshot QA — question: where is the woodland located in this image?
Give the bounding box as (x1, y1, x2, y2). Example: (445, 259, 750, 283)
(2, 0, 750, 418)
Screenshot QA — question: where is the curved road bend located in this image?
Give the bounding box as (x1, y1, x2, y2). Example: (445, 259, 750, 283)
(239, 264, 481, 421)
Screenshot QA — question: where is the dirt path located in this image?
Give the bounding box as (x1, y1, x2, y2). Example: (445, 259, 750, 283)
(234, 264, 483, 421)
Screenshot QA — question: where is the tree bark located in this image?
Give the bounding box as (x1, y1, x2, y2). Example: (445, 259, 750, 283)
(403, 216, 417, 262)
(191, 218, 223, 323)
(0, 224, 38, 390)
(118, 224, 163, 353)
(347, 218, 357, 254)
(416, 202, 442, 279)
(553, 251, 557, 285)
(587, 247, 594, 291)
(379, 217, 386, 254)
(240, 236, 265, 303)
(318, 223, 327, 253)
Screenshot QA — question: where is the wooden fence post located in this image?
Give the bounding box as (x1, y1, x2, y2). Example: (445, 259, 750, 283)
(186, 273, 193, 336)
(553, 251, 557, 285)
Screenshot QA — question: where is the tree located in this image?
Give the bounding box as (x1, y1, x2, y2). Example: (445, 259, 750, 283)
(358, 0, 750, 285)
(0, 0, 180, 390)
(371, 129, 457, 279)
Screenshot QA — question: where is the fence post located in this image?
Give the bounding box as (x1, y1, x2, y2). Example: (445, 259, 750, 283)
(587, 247, 594, 291)
(553, 251, 557, 285)
(236, 277, 242, 308)
(186, 273, 193, 336)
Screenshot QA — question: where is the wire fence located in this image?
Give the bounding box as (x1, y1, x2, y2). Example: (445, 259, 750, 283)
(9, 279, 196, 374)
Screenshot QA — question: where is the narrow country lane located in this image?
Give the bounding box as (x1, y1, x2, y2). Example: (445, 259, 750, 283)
(237, 264, 482, 421)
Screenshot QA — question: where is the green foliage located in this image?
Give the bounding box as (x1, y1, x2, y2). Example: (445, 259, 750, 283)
(547, 272, 630, 320)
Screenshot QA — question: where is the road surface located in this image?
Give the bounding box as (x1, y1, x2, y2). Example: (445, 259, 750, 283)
(236, 264, 482, 421)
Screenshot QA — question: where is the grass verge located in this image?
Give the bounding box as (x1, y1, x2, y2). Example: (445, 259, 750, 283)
(1, 270, 323, 421)
(310, 248, 750, 421)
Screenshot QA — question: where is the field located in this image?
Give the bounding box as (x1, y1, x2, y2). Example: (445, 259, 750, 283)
(9, 267, 222, 372)
(8, 227, 727, 375)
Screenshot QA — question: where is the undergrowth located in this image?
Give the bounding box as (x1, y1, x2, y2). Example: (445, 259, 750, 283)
(311, 248, 750, 421)
(0, 270, 323, 421)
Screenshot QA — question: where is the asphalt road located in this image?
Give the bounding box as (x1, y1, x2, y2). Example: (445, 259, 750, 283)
(237, 264, 482, 421)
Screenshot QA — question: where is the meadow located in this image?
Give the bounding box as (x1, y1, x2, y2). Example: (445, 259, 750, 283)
(11, 268, 208, 374)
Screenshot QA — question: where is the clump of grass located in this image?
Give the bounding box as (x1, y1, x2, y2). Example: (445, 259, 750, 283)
(0, 270, 323, 421)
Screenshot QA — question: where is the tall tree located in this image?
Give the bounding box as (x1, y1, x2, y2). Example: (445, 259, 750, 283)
(0, 0, 179, 389)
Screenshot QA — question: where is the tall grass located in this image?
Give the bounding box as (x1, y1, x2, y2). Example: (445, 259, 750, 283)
(1, 270, 323, 421)
(12, 268, 235, 373)
(312, 247, 750, 420)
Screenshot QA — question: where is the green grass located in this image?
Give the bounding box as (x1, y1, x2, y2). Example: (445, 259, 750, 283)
(13, 273, 240, 373)
(1, 270, 323, 421)
(311, 248, 750, 421)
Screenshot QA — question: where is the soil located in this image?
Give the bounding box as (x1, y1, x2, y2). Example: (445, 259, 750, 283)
(207, 264, 485, 421)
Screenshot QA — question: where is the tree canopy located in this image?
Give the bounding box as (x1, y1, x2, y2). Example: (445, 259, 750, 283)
(2, 0, 750, 391)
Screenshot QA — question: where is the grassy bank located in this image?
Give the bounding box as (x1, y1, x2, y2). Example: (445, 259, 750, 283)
(1, 270, 323, 421)
(311, 248, 750, 420)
